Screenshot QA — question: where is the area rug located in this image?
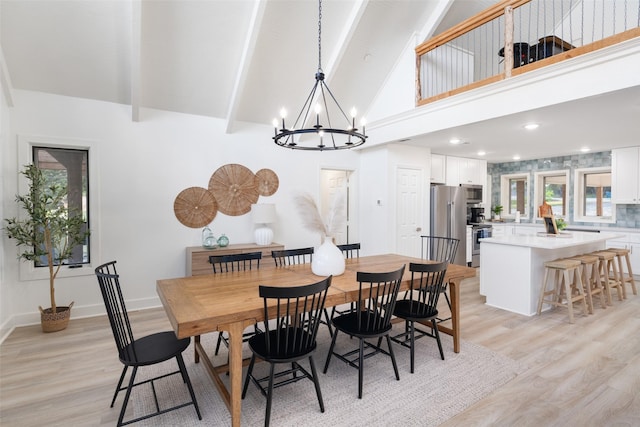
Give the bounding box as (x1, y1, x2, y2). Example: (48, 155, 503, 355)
(132, 324, 524, 426)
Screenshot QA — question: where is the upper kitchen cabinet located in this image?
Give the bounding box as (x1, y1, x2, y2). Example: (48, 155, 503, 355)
(612, 147, 640, 204)
(446, 156, 487, 186)
(430, 154, 446, 184)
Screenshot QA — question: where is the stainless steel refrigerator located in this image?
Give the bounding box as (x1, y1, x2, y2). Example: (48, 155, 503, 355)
(430, 185, 467, 266)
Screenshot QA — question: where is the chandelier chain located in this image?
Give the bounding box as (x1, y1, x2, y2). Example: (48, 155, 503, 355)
(318, 0, 322, 72)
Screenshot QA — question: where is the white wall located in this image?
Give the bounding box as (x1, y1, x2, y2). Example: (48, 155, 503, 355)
(358, 143, 431, 255)
(1, 90, 367, 329)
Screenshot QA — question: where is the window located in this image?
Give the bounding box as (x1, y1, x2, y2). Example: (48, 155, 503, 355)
(33, 146, 90, 266)
(18, 135, 98, 281)
(534, 170, 569, 220)
(500, 173, 529, 219)
(573, 167, 614, 223)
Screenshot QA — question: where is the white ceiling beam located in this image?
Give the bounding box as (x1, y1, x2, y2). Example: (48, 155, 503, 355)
(322, 0, 369, 89)
(418, 0, 456, 42)
(0, 45, 15, 107)
(225, 0, 268, 134)
(131, 0, 141, 122)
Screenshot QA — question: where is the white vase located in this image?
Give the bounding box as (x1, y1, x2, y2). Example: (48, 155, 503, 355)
(312, 238, 345, 276)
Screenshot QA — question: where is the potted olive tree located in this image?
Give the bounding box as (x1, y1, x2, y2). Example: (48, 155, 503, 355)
(4, 164, 90, 332)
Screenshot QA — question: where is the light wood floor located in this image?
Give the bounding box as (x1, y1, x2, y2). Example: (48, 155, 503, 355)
(1, 274, 639, 426)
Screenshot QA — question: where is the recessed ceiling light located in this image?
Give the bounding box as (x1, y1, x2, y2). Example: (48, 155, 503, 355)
(524, 123, 539, 130)
(449, 138, 461, 144)
(477, 151, 486, 156)
(513, 155, 521, 160)
(580, 147, 591, 152)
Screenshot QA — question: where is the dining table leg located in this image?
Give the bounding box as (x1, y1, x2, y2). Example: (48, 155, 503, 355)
(227, 321, 244, 427)
(434, 278, 461, 353)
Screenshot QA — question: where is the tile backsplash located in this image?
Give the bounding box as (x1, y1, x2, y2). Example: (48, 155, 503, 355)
(487, 151, 640, 229)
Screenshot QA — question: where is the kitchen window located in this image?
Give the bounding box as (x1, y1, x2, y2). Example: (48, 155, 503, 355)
(500, 173, 529, 219)
(534, 170, 569, 219)
(573, 167, 614, 223)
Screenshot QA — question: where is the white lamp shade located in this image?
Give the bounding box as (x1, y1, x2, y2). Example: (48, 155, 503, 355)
(251, 203, 276, 224)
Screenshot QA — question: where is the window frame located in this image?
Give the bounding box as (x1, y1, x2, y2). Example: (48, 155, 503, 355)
(573, 166, 615, 224)
(533, 169, 570, 222)
(500, 173, 530, 220)
(17, 135, 100, 281)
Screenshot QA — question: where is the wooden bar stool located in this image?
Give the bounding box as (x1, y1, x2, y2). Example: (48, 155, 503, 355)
(537, 258, 588, 323)
(569, 254, 606, 313)
(590, 251, 624, 305)
(607, 247, 637, 298)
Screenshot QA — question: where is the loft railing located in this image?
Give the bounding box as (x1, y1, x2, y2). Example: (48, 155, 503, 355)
(415, 0, 640, 106)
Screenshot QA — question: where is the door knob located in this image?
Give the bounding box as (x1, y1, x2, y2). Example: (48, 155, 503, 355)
(416, 227, 422, 232)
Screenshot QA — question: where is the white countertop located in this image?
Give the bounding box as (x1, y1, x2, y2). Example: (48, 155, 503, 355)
(480, 231, 624, 249)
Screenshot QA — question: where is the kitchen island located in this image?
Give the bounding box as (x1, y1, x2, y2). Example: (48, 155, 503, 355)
(479, 231, 623, 316)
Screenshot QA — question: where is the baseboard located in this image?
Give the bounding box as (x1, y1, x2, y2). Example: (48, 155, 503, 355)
(0, 296, 162, 344)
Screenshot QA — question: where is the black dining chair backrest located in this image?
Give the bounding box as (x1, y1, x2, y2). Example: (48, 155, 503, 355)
(271, 247, 314, 267)
(355, 265, 406, 332)
(259, 276, 332, 357)
(337, 243, 361, 259)
(95, 261, 136, 360)
(405, 261, 449, 316)
(210, 251, 262, 273)
(420, 236, 459, 263)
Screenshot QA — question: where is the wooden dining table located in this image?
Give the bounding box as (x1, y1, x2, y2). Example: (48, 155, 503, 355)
(156, 253, 475, 427)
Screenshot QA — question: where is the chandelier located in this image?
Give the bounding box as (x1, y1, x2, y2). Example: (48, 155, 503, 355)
(272, 0, 367, 151)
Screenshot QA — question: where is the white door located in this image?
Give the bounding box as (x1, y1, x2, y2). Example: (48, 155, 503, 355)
(320, 169, 354, 245)
(397, 167, 423, 257)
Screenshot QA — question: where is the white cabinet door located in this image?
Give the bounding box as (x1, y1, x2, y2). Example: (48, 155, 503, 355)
(445, 156, 461, 186)
(430, 154, 446, 184)
(612, 147, 640, 204)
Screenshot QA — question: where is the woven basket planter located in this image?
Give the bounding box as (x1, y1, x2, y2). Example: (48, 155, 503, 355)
(39, 302, 74, 333)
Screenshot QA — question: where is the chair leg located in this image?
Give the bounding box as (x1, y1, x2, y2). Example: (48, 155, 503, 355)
(409, 320, 415, 374)
(242, 354, 256, 399)
(432, 318, 444, 360)
(358, 338, 364, 399)
(117, 366, 138, 427)
(323, 330, 339, 374)
(176, 354, 202, 420)
(215, 332, 225, 355)
(265, 363, 276, 427)
(386, 334, 400, 381)
(308, 355, 325, 413)
(323, 308, 333, 336)
(111, 366, 128, 408)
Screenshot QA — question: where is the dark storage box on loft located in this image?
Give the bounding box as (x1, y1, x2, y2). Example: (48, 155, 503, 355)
(533, 36, 575, 60)
(498, 42, 535, 68)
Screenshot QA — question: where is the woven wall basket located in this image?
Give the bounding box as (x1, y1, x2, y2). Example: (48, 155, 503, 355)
(40, 302, 74, 333)
(209, 164, 259, 216)
(174, 187, 218, 228)
(255, 168, 279, 196)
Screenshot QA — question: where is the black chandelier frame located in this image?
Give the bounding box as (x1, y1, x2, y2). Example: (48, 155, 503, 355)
(272, 0, 367, 151)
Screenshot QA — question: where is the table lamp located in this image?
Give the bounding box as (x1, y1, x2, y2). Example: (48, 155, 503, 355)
(251, 203, 276, 245)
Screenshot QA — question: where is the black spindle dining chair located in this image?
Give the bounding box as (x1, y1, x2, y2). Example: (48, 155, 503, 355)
(95, 261, 201, 427)
(391, 261, 448, 373)
(242, 276, 332, 427)
(323, 265, 406, 398)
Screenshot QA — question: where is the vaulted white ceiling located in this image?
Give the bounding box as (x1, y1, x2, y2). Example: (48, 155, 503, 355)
(2, 0, 639, 163)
